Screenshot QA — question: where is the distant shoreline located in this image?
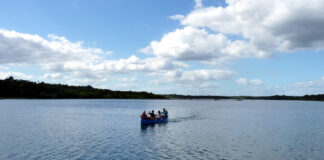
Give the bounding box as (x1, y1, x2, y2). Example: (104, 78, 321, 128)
(0, 97, 168, 100)
(1, 77, 323, 101)
(1, 97, 324, 102)
(165, 94, 324, 101)
(0, 77, 165, 99)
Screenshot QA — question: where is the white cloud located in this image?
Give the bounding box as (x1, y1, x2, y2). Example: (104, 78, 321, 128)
(0, 72, 33, 80)
(198, 82, 220, 88)
(194, 0, 203, 9)
(180, 69, 235, 81)
(141, 27, 262, 63)
(105, 51, 114, 55)
(322, 76, 324, 81)
(151, 69, 235, 86)
(0, 29, 190, 84)
(271, 78, 324, 96)
(0, 29, 103, 65)
(142, 0, 324, 66)
(119, 77, 136, 82)
(66, 78, 94, 86)
(181, 0, 324, 52)
(232, 76, 324, 96)
(249, 79, 263, 86)
(236, 78, 263, 86)
(2, 0, 323, 95)
(138, 46, 151, 54)
(41, 73, 62, 79)
(149, 69, 232, 95)
(45, 56, 187, 78)
(236, 78, 248, 85)
(169, 14, 185, 21)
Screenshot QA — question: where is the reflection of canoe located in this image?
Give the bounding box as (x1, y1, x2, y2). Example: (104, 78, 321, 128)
(141, 116, 168, 124)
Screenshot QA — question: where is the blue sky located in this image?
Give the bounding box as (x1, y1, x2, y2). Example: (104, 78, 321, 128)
(1, 0, 324, 96)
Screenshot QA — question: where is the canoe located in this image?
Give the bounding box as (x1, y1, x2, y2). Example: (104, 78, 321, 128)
(141, 116, 168, 124)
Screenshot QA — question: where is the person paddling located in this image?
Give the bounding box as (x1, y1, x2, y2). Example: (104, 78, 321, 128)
(150, 110, 156, 120)
(140, 109, 168, 124)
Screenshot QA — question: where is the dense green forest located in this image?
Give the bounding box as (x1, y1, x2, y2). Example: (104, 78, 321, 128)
(0, 77, 165, 99)
(1, 77, 324, 101)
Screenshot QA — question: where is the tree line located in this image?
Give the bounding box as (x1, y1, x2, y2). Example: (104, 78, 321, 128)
(0, 77, 165, 99)
(1, 76, 324, 101)
(164, 94, 324, 101)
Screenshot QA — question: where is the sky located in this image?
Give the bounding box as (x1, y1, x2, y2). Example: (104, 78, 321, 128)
(1, 0, 324, 96)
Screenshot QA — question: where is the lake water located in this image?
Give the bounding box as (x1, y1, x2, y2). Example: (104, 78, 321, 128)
(0, 99, 324, 160)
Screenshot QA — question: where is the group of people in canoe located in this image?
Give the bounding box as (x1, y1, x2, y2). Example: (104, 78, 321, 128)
(141, 108, 168, 120)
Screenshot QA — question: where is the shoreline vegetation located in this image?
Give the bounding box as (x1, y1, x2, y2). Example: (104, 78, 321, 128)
(1, 77, 324, 101)
(0, 77, 165, 99)
(164, 94, 324, 101)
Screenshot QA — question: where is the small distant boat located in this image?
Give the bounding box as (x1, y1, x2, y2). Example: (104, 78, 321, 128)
(141, 116, 168, 124)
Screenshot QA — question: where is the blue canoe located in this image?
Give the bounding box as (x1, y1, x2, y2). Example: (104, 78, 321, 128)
(141, 116, 168, 124)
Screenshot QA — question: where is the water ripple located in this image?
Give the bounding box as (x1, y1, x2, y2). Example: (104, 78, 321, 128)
(1, 100, 324, 159)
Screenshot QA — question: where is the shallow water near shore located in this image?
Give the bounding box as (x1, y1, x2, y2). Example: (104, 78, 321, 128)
(1, 99, 324, 160)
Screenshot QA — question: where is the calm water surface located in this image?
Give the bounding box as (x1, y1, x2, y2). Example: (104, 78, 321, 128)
(0, 99, 324, 160)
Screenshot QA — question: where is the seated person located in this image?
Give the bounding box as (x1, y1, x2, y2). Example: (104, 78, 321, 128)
(162, 108, 168, 118)
(141, 111, 148, 120)
(150, 110, 156, 120)
(157, 111, 162, 119)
